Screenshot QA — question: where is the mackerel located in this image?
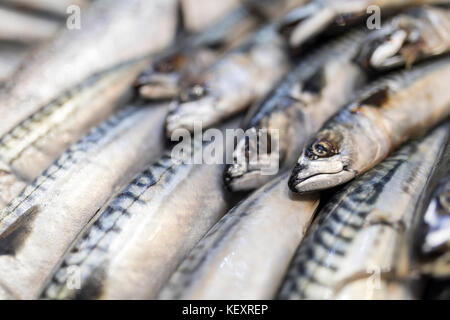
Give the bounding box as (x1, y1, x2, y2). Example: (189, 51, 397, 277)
(41, 119, 240, 300)
(0, 0, 178, 137)
(159, 173, 319, 300)
(0, 0, 89, 17)
(224, 29, 368, 192)
(165, 25, 290, 137)
(0, 58, 149, 209)
(277, 124, 449, 299)
(279, 0, 450, 50)
(289, 57, 450, 194)
(0, 6, 60, 43)
(0, 105, 169, 299)
(419, 174, 450, 279)
(136, 0, 304, 101)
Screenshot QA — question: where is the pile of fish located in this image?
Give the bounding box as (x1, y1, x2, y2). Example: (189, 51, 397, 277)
(0, 0, 448, 300)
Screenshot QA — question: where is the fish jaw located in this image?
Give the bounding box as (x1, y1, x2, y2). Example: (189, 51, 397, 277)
(288, 153, 355, 193)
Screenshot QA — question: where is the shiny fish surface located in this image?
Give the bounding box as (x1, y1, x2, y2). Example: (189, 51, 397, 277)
(181, 0, 241, 32)
(0, 6, 60, 43)
(419, 174, 450, 279)
(0, 0, 177, 137)
(278, 124, 449, 299)
(41, 120, 239, 300)
(289, 57, 450, 194)
(135, 5, 264, 101)
(279, 0, 450, 50)
(159, 173, 319, 300)
(0, 105, 169, 299)
(165, 25, 290, 137)
(0, 42, 29, 85)
(224, 29, 368, 192)
(0, 58, 149, 209)
(355, 6, 450, 70)
(0, 0, 89, 17)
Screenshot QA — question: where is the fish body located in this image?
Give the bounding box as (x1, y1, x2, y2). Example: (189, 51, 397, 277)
(0, 42, 30, 85)
(159, 173, 319, 300)
(0, 0, 89, 17)
(0, 105, 169, 299)
(0, 59, 149, 209)
(224, 29, 368, 192)
(279, 0, 450, 50)
(165, 25, 290, 137)
(41, 119, 239, 300)
(135, 5, 264, 101)
(0, 0, 178, 137)
(0, 6, 60, 43)
(278, 123, 450, 299)
(289, 57, 450, 194)
(419, 174, 450, 279)
(181, 0, 241, 32)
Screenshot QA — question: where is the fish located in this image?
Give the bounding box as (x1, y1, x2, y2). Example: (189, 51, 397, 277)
(0, 104, 169, 299)
(0, 58, 149, 209)
(224, 29, 368, 192)
(355, 6, 450, 70)
(0, 42, 30, 85)
(0, 0, 178, 138)
(0, 0, 90, 17)
(135, 4, 264, 101)
(135, 0, 305, 101)
(165, 24, 290, 138)
(288, 57, 450, 194)
(418, 174, 450, 279)
(40, 118, 240, 300)
(158, 172, 319, 300)
(277, 123, 450, 299)
(180, 0, 241, 32)
(0, 6, 60, 43)
(278, 0, 450, 50)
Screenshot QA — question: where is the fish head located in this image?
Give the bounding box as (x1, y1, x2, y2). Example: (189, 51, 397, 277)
(224, 125, 282, 191)
(288, 128, 356, 193)
(165, 82, 218, 137)
(135, 54, 185, 99)
(356, 8, 440, 70)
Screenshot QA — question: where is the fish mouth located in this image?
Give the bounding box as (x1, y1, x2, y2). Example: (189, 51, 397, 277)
(288, 163, 355, 193)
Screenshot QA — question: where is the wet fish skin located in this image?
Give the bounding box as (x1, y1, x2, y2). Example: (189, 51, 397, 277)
(0, 0, 89, 17)
(40, 119, 239, 300)
(0, 6, 60, 43)
(278, 123, 449, 299)
(224, 30, 368, 192)
(419, 174, 450, 278)
(165, 25, 290, 138)
(0, 0, 178, 138)
(0, 42, 30, 85)
(289, 57, 450, 194)
(135, 5, 264, 101)
(180, 0, 241, 32)
(0, 58, 149, 209)
(355, 6, 450, 70)
(0, 105, 169, 299)
(158, 172, 319, 300)
(279, 0, 450, 50)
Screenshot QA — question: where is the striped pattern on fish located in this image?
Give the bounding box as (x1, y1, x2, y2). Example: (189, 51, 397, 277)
(0, 104, 169, 299)
(277, 123, 449, 299)
(289, 57, 450, 194)
(158, 173, 319, 300)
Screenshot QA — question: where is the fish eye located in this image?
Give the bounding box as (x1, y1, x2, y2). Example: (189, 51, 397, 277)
(309, 140, 336, 158)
